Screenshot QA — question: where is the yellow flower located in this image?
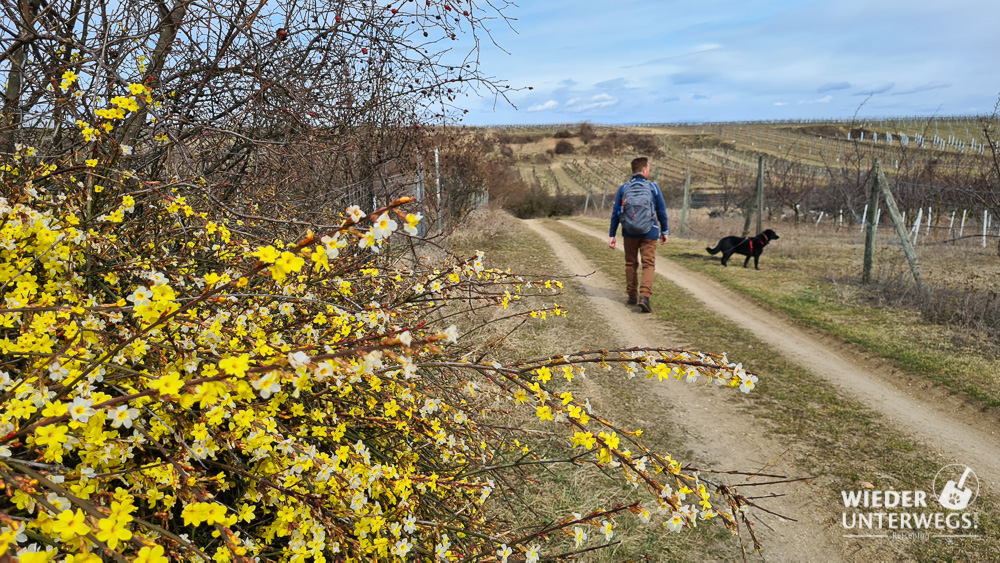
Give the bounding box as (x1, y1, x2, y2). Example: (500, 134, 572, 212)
(53, 508, 91, 541)
(34, 424, 69, 447)
(273, 251, 305, 274)
(384, 399, 400, 417)
(534, 366, 552, 383)
(536, 405, 553, 421)
(182, 502, 228, 526)
(110, 96, 139, 112)
(149, 371, 184, 397)
(571, 431, 596, 450)
(42, 401, 68, 417)
(96, 516, 133, 549)
(134, 545, 169, 563)
(85, 159, 98, 167)
(252, 245, 280, 263)
(563, 365, 574, 382)
(219, 354, 250, 377)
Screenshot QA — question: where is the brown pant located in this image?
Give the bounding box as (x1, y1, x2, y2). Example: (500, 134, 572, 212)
(623, 237, 657, 298)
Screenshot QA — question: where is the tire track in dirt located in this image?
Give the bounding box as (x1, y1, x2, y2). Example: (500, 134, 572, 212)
(525, 220, 842, 562)
(560, 219, 1000, 490)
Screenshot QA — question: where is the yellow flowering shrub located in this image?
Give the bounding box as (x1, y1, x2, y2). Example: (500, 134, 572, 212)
(0, 6, 763, 559)
(0, 147, 761, 560)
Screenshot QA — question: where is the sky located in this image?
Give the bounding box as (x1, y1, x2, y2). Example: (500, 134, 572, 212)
(457, 0, 1000, 126)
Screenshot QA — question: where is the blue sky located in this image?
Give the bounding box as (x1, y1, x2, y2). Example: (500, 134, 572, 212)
(457, 0, 1000, 125)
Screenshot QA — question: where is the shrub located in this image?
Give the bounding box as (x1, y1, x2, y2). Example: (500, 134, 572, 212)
(553, 130, 573, 139)
(0, 2, 762, 560)
(0, 154, 760, 560)
(554, 140, 576, 155)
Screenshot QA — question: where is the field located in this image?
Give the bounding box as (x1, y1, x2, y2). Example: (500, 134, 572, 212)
(496, 118, 993, 188)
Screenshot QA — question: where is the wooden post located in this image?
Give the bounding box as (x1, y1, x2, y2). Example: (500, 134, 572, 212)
(601, 186, 607, 211)
(416, 152, 427, 237)
(815, 211, 825, 229)
(756, 155, 764, 235)
(960, 209, 967, 237)
(583, 186, 591, 214)
(875, 160, 923, 290)
(435, 147, 442, 233)
(862, 168, 881, 284)
(911, 208, 922, 245)
(985, 210, 989, 248)
(744, 156, 763, 236)
(680, 168, 691, 235)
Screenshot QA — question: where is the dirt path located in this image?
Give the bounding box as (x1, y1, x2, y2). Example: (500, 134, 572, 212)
(557, 219, 1000, 490)
(525, 220, 843, 562)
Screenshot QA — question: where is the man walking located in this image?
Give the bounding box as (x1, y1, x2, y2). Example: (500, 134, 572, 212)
(608, 157, 669, 313)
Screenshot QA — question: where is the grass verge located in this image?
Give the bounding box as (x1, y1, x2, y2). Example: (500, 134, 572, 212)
(573, 216, 1000, 410)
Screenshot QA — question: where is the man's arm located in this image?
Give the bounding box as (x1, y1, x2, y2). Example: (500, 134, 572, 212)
(608, 185, 625, 242)
(651, 182, 669, 244)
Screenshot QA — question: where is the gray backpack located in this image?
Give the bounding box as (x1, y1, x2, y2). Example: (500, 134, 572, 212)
(620, 179, 656, 235)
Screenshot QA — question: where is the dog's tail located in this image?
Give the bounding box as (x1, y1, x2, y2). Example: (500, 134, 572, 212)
(706, 245, 720, 255)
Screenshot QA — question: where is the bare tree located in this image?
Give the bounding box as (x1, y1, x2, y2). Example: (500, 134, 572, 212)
(1, 0, 516, 235)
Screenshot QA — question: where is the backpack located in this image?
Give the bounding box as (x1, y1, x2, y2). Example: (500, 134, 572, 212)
(620, 179, 656, 236)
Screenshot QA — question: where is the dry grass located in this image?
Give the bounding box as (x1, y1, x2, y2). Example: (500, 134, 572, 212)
(447, 209, 739, 560)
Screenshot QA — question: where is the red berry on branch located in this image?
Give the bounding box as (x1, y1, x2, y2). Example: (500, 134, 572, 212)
(362, 47, 368, 54)
(391, 8, 397, 14)
(335, 15, 341, 22)
(463, 10, 469, 16)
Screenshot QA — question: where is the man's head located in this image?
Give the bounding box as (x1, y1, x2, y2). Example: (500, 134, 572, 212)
(631, 157, 650, 177)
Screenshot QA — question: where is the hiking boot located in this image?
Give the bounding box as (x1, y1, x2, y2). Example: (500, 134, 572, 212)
(627, 293, 638, 305)
(638, 296, 652, 313)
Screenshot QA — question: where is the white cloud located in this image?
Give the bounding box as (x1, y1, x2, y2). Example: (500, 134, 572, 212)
(527, 100, 559, 112)
(798, 95, 833, 105)
(774, 102, 788, 106)
(565, 93, 618, 112)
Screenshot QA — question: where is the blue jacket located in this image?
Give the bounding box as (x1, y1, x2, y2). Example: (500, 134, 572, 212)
(609, 174, 669, 239)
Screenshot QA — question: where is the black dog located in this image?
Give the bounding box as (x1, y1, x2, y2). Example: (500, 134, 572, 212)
(706, 229, 780, 269)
